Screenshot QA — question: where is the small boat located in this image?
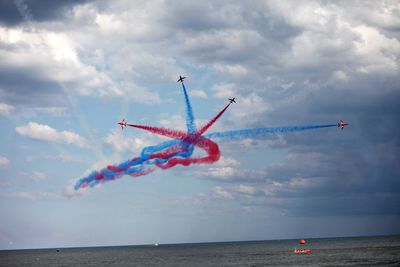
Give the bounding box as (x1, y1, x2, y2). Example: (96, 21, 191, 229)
(294, 248, 312, 254)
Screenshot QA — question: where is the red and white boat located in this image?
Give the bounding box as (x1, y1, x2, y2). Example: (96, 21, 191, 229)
(294, 239, 311, 254)
(294, 248, 312, 254)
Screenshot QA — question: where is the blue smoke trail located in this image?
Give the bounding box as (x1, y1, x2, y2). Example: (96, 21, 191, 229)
(74, 138, 197, 189)
(181, 83, 197, 134)
(75, 81, 339, 190)
(75, 124, 337, 189)
(204, 124, 337, 139)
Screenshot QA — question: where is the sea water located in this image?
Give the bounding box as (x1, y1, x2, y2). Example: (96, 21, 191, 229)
(1, 235, 399, 266)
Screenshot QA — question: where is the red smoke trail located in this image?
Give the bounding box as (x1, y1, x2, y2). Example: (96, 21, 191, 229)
(107, 165, 123, 172)
(149, 144, 187, 160)
(128, 103, 231, 140)
(127, 124, 186, 139)
(156, 137, 220, 169)
(126, 103, 232, 169)
(127, 168, 155, 177)
(75, 102, 232, 189)
(198, 103, 231, 136)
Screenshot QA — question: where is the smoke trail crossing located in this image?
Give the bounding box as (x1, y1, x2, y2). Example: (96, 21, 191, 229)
(74, 80, 338, 190)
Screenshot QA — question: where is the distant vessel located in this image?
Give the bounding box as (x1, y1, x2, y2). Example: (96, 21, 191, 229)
(154, 243, 159, 247)
(294, 239, 311, 254)
(294, 248, 312, 254)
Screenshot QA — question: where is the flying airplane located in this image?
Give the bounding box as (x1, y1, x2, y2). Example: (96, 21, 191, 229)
(177, 75, 186, 83)
(118, 119, 127, 129)
(228, 97, 236, 103)
(337, 120, 349, 129)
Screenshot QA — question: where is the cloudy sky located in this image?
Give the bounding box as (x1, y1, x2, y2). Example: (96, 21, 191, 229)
(0, 0, 399, 249)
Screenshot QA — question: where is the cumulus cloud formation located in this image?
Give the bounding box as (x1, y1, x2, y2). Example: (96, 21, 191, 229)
(204, 167, 266, 181)
(0, 0, 92, 26)
(65, 0, 397, 218)
(63, 182, 88, 198)
(0, 0, 398, 224)
(104, 129, 147, 153)
(0, 26, 121, 106)
(0, 191, 60, 200)
(16, 122, 87, 148)
(0, 155, 10, 167)
(63, 187, 88, 198)
(0, 103, 14, 116)
(213, 186, 233, 199)
(32, 171, 47, 181)
(190, 90, 208, 99)
(18, 171, 48, 181)
(154, 1, 398, 218)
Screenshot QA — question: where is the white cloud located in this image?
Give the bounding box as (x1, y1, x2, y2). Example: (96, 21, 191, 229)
(213, 63, 248, 77)
(210, 184, 258, 200)
(281, 81, 295, 91)
(16, 122, 87, 148)
(63, 186, 89, 198)
(352, 25, 400, 75)
(95, 13, 123, 34)
(215, 156, 240, 166)
(267, 1, 400, 80)
(0, 155, 10, 167)
(0, 103, 14, 116)
(19, 171, 47, 181)
(198, 166, 266, 181)
(32, 171, 47, 181)
(2, 107, 68, 119)
(212, 186, 233, 199)
(0, 26, 121, 102)
(63, 159, 111, 198)
(158, 114, 187, 131)
(0, 191, 60, 200)
(58, 154, 81, 162)
(260, 177, 321, 197)
(31, 107, 67, 117)
(181, 29, 264, 62)
(207, 167, 237, 179)
(190, 90, 208, 99)
(212, 83, 237, 99)
(212, 83, 270, 123)
(104, 128, 166, 153)
(332, 70, 348, 81)
(118, 82, 161, 104)
(26, 153, 82, 163)
(234, 184, 256, 195)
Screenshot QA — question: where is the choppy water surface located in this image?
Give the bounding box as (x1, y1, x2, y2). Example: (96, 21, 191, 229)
(1, 235, 399, 266)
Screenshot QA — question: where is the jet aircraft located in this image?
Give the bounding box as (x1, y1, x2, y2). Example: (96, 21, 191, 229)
(177, 75, 186, 83)
(118, 119, 127, 129)
(337, 120, 349, 129)
(228, 97, 236, 103)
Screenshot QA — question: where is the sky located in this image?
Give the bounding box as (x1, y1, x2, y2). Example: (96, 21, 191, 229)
(0, 0, 399, 249)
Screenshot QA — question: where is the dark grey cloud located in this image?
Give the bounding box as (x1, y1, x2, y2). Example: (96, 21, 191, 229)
(0, 65, 65, 107)
(170, 5, 299, 67)
(142, 0, 400, 219)
(0, 0, 92, 26)
(216, 76, 400, 217)
(1, 0, 398, 219)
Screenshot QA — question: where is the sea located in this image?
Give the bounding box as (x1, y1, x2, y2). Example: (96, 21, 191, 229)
(1, 235, 399, 266)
